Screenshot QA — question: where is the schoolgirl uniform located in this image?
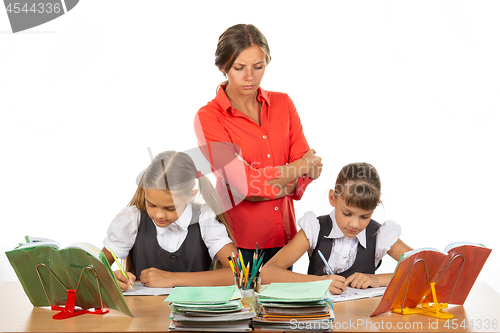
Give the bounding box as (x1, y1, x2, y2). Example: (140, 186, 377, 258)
(103, 202, 232, 277)
(298, 209, 401, 277)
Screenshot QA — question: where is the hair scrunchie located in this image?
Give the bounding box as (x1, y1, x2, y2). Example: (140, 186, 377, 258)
(196, 171, 202, 179)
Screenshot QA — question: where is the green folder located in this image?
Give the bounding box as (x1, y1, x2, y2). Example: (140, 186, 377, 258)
(5, 239, 133, 317)
(165, 285, 237, 304)
(258, 280, 331, 301)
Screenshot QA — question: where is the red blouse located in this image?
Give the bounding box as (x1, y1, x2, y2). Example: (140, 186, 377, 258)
(194, 86, 313, 249)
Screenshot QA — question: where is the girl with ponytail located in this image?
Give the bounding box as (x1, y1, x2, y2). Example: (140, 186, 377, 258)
(261, 162, 413, 295)
(102, 151, 237, 291)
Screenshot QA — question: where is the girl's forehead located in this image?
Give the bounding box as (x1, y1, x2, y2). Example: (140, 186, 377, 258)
(339, 196, 374, 214)
(145, 188, 187, 206)
(145, 188, 173, 203)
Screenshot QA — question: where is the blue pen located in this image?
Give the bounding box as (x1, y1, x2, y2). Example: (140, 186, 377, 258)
(317, 250, 335, 275)
(318, 250, 346, 294)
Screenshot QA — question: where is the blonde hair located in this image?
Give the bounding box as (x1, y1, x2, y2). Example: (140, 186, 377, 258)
(128, 151, 234, 242)
(333, 162, 382, 211)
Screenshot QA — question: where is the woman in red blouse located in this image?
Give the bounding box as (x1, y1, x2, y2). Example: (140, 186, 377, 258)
(194, 24, 323, 266)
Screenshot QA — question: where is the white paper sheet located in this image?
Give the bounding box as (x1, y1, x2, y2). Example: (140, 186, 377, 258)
(122, 282, 174, 296)
(330, 286, 386, 302)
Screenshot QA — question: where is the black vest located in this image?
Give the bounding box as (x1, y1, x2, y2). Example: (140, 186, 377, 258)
(129, 203, 212, 277)
(308, 214, 381, 277)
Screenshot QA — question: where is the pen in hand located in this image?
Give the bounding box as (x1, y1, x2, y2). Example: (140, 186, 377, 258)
(109, 248, 134, 290)
(317, 250, 335, 275)
(317, 250, 345, 294)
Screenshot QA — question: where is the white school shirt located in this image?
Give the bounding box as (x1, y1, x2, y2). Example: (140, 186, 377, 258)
(103, 203, 232, 261)
(298, 209, 401, 274)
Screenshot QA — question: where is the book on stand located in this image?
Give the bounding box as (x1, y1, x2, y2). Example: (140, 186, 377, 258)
(371, 242, 491, 318)
(5, 236, 133, 319)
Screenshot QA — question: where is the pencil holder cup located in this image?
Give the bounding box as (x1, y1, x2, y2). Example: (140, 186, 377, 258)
(240, 288, 255, 311)
(235, 275, 261, 311)
(253, 274, 262, 293)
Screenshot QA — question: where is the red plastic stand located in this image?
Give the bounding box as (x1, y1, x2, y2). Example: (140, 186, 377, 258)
(51, 289, 109, 320)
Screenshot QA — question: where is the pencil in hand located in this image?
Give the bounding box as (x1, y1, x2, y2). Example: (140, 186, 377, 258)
(109, 248, 134, 290)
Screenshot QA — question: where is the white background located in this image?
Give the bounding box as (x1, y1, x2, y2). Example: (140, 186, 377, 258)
(1, 1, 499, 295)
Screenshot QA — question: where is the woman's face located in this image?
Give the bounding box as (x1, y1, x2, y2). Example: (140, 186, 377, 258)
(224, 44, 267, 98)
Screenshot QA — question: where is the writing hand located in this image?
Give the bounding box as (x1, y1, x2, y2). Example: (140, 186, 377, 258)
(325, 274, 346, 295)
(113, 270, 136, 292)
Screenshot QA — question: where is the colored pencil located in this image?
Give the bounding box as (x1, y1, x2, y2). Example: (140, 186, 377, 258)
(253, 242, 258, 272)
(245, 255, 264, 290)
(109, 248, 133, 290)
(238, 250, 246, 276)
(231, 251, 240, 275)
(227, 256, 236, 275)
(244, 262, 250, 287)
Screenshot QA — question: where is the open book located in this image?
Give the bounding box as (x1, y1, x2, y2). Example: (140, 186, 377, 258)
(5, 236, 133, 317)
(14, 236, 102, 258)
(371, 242, 491, 317)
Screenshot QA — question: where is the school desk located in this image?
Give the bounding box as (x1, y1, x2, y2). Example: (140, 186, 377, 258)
(1, 281, 499, 332)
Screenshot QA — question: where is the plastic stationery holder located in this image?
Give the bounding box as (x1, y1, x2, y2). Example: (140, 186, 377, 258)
(36, 263, 109, 320)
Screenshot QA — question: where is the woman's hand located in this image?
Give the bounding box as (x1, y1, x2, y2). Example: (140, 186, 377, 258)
(236, 179, 298, 202)
(140, 268, 175, 288)
(345, 273, 381, 289)
(301, 149, 323, 179)
(325, 274, 347, 295)
(113, 270, 136, 292)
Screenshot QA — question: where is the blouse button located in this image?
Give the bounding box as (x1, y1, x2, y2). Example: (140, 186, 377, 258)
(263, 135, 267, 139)
(267, 154, 271, 158)
(158, 251, 162, 257)
(274, 206, 278, 211)
(170, 255, 177, 261)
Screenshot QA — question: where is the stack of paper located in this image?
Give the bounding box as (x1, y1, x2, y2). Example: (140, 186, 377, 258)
(165, 285, 256, 332)
(252, 280, 334, 332)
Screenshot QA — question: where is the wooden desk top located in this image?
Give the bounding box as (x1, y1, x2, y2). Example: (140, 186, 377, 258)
(1, 281, 499, 332)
